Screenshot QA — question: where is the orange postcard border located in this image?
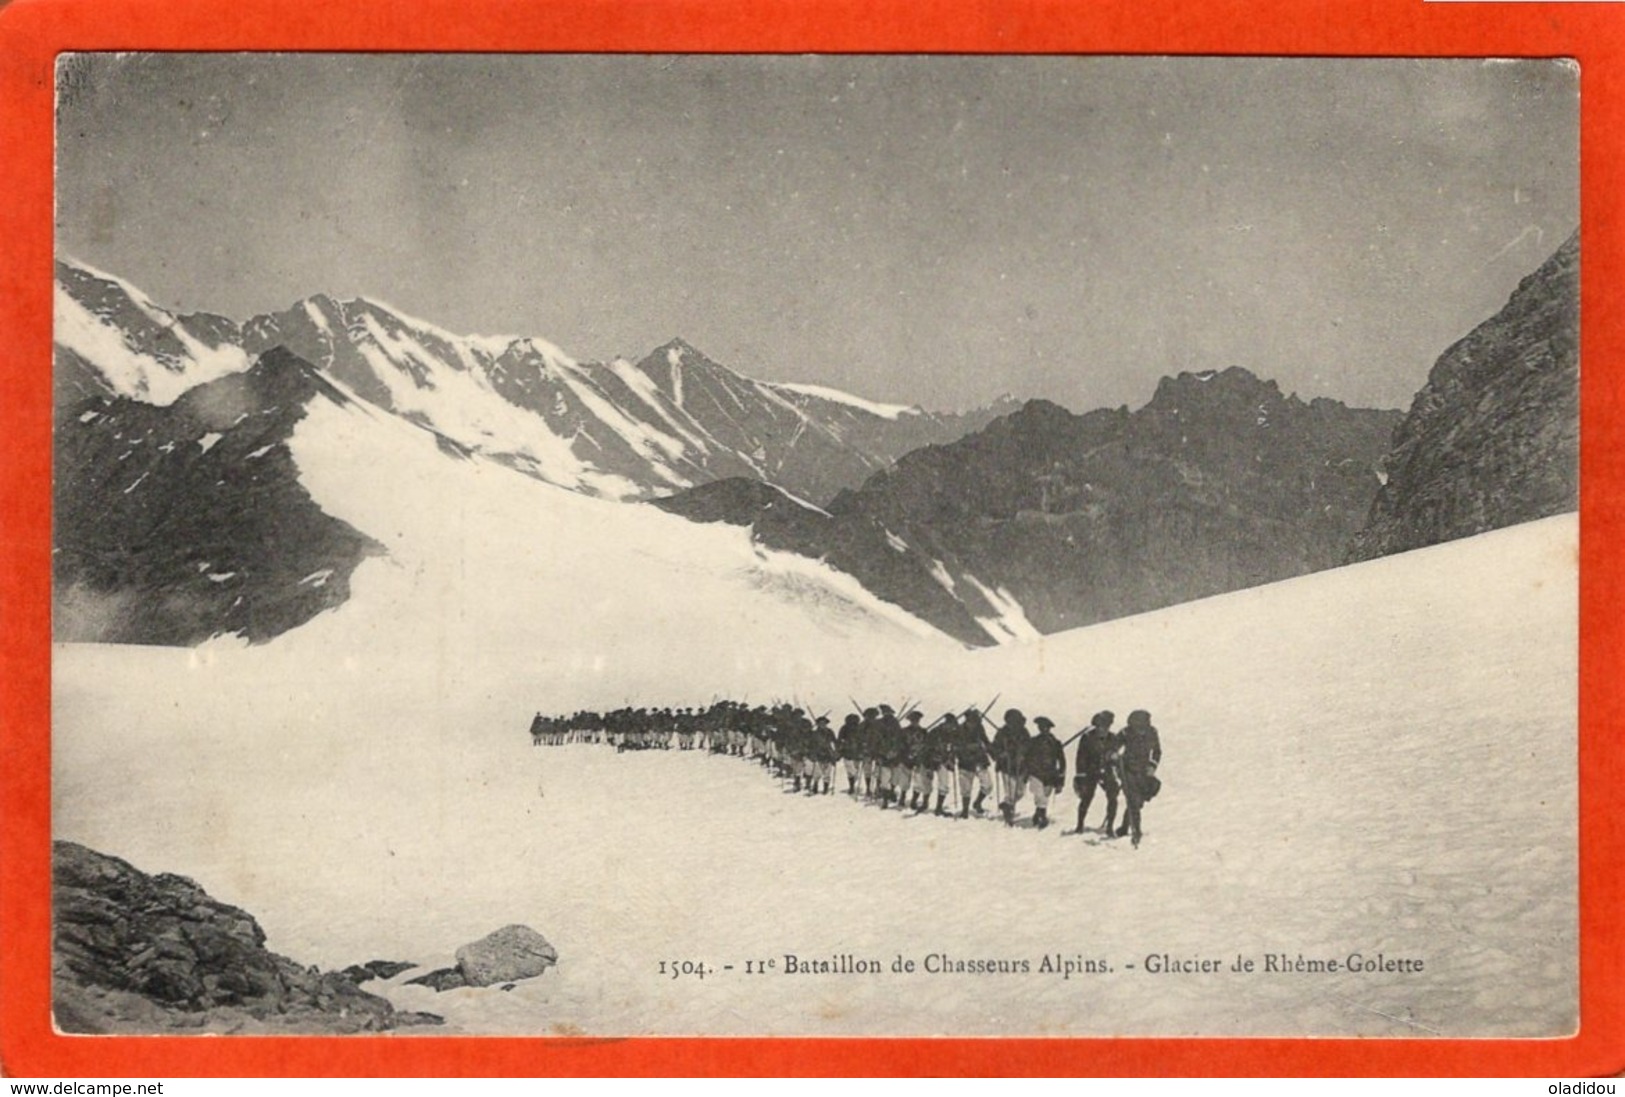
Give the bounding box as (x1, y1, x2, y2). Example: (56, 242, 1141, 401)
(1, 0, 1620, 1077)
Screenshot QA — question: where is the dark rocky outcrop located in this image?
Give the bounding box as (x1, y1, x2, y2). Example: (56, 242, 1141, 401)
(659, 369, 1400, 645)
(1348, 232, 1579, 561)
(405, 967, 467, 992)
(340, 959, 419, 984)
(52, 347, 383, 645)
(52, 841, 441, 1034)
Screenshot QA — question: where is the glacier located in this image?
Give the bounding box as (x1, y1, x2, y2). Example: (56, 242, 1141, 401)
(51, 361, 1578, 1036)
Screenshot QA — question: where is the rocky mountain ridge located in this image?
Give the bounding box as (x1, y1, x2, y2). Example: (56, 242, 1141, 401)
(1348, 231, 1579, 560)
(55, 259, 1016, 505)
(53, 238, 1576, 652)
(53, 347, 383, 645)
(657, 367, 1402, 645)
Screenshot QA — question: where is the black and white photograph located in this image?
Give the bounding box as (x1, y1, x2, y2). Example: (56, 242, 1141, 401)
(49, 54, 1579, 1038)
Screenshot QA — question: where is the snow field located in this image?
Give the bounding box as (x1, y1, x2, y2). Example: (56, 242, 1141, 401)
(50, 367, 1577, 1035)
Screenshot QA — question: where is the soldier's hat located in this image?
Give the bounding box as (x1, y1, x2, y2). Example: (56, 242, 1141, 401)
(1092, 710, 1115, 727)
(1035, 716, 1054, 730)
(815, 715, 830, 725)
(879, 704, 894, 714)
(1005, 708, 1025, 724)
(905, 710, 922, 722)
(1128, 709, 1152, 728)
(863, 707, 879, 718)
(941, 711, 959, 723)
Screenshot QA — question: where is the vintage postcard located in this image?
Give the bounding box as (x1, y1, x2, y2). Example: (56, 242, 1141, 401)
(4, 0, 1621, 1078)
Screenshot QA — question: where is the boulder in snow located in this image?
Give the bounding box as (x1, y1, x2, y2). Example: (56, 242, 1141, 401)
(454, 924, 558, 987)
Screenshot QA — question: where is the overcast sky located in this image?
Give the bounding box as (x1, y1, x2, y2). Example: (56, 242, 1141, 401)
(55, 54, 1577, 412)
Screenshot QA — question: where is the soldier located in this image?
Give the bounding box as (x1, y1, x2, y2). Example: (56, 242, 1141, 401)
(837, 713, 863, 795)
(782, 708, 806, 790)
(811, 715, 839, 794)
(991, 708, 1030, 826)
(952, 709, 993, 818)
(1023, 716, 1067, 829)
(901, 710, 930, 811)
(924, 713, 956, 815)
(1116, 709, 1163, 848)
(696, 703, 719, 751)
(875, 704, 907, 808)
(1072, 710, 1122, 835)
(794, 710, 818, 793)
(858, 707, 882, 798)
(799, 710, 821, 794)
(745, 704, 767, 757)
(757, 706, 781, 769)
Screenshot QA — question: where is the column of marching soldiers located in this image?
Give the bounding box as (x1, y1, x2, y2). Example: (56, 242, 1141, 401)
(530, 699, 1164, 847)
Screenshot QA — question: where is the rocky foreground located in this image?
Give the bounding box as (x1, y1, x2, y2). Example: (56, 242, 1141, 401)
(52, 841, 447, 1034)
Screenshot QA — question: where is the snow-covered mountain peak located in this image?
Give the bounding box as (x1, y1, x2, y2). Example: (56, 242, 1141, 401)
(654, 336, 701, 363)
(58, 256, 161, 312)
(56, 261, 1021, 507)
(507, 335, 578, 371)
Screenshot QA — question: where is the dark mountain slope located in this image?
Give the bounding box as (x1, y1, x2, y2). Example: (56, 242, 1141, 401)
(659, 370, 1401, 645)
(1348, 232, 1579, 561)
(54, 348, 383, 645)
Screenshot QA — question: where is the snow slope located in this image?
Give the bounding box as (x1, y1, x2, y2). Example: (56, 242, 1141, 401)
(769, 381, 918, 420)
(52, 495, 1576, 1037)
(272, 369, 952, 678)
